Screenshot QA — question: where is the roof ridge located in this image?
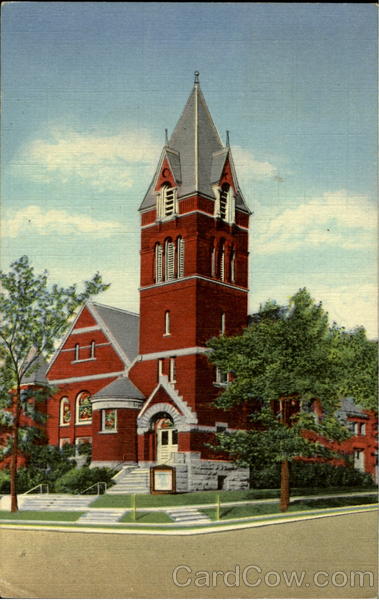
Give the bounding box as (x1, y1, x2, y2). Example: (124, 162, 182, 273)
(90, 301, 139, 317)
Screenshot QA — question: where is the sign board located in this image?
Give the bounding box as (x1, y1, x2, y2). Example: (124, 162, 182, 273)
(150, 465, 176, 494)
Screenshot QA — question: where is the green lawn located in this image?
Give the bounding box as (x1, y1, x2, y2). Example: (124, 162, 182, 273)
(0, 511, 84, 521)
(90, 486, 377, 509)
(201, 494, 378, 521)
(119, 511, 173, 523)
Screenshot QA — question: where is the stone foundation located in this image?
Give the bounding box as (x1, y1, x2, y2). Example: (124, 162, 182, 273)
(140, 452, 249, 492)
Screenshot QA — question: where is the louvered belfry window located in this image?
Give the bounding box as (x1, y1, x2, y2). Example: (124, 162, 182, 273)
(219, 242, 225, 281)
(220, 184, 229, 220)
(177, 237, 185, 278)
(163, 184, 175, 217)
(155, 243, 163, 283)
(165, 239, 175, 280)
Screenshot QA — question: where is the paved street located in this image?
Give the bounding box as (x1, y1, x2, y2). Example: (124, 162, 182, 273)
(1, 511, 377, 598)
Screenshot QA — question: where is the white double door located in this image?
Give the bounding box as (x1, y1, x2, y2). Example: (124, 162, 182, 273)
(157, 427, 178, 464)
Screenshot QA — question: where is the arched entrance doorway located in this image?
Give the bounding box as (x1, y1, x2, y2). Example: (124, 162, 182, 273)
(153, 413, 178, 464)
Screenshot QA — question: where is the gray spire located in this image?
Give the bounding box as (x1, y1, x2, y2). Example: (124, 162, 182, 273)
(168, 77, 224, 196)
(139, 76, 250, 214)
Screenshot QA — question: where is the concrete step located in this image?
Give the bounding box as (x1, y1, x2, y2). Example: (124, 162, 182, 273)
(77, 510, 125, 523)
(166, 508, 211, 523)
(106, 466, 150, 495)
(19, 494, 95, 511)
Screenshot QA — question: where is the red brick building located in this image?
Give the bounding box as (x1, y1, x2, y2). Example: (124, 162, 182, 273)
(37, 74, 377, 491)
(44, 74, 252, 491)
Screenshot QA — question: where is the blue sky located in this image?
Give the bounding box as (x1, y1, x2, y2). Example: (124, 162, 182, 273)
(2, 3, 377, 337)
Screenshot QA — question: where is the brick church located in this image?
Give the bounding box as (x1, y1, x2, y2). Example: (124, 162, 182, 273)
(44, 73, 253, 491)
(28, 73, 376, 491)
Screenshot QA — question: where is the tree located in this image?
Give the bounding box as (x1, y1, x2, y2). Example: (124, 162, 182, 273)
(207, 288, 378, 511)
(0, 256, 109, 511)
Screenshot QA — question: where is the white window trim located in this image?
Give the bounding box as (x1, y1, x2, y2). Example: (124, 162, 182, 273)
(155, 243, 163, 283)
(156, 185, 178, 220)
(177, 237, 185, 278)
(164, 310, 171, 336)
(75, 437, 92, 457)
(221, 313, 226, 335)
(214, 367, 228, 386)
(59, 397, 70, 427)
(169, 357, 176, 383)
(158, 359, 164, 379)
(100, 408, 118, 433)
(59, 438, 71, 449)
(75, 392, 92, 425)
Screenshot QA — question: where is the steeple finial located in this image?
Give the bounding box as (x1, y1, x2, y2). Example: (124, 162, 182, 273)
(194, 71, 200, 85)
(165, 128, 169, 145)
(226, 130, 230, 147)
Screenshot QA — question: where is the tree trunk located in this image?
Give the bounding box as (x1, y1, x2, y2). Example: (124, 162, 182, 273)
(10, 387, 21, 512)
(280, 459, 290, 512)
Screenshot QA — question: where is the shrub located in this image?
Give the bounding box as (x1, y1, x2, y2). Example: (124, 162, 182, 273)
(54, 466, 116, 494)
(249, 460, 375, 489)
(290, 461, 375, 488)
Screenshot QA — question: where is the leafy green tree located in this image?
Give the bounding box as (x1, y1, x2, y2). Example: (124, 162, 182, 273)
(0, 256, 109, 511)
(207, 288, 377, 511)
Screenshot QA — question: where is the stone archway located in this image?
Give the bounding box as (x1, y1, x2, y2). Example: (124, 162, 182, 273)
(152, 412, 178, 464)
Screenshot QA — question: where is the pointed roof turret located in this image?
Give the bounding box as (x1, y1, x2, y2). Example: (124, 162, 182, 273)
(140, 73, 250, 213)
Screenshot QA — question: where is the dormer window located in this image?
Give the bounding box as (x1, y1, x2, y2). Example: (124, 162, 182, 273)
(157, 182, 177, 219)
(220, 184, 229, 219)
(215, 183, 235, 223)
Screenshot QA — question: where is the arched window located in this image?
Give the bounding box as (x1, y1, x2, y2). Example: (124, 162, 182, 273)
(155, 243, 163, 283)
(76, 391, 92, 424)
(60, 397, 71, 426)
(230, 247, 236, 283)
(211, 244, 216, 277)
(164, 310, 171, 335)
(165, 238, 175, 280)
(221, 313, 226, 335)
(177, 237, 185, 278)
(169, 357, 176, 383)
(157, 182, 177, 219)
(218, 241, 225, 281)
(90, 341, 96, 359)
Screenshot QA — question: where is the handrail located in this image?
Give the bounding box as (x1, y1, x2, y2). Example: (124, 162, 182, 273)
(79, 481, 108, 495)
(22, 483, 49, 495)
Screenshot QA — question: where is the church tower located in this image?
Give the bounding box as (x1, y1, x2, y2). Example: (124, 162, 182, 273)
(129, 73, 252, 486)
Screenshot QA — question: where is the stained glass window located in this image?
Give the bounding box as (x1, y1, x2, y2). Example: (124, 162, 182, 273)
(102, 409, 117, 432)
(76, 392, 92, 423)
(60, 397, 71, 425)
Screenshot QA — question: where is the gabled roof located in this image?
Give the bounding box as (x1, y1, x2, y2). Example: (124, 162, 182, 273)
(89, 302, 139, 364)
(92, 376, 145, 401)
(140, 75, 250, 214)
(46, 301, 140, 376)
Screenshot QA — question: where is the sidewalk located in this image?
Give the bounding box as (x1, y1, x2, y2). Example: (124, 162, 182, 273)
(0, 501, 377, 535)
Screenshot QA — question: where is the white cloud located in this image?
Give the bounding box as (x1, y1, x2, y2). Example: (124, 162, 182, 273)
(232, 146, 277, 182)
(15, 127, 162, 192)
(3, 205, 120, 238)
(254, 190, 377, 254)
